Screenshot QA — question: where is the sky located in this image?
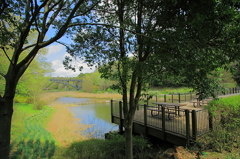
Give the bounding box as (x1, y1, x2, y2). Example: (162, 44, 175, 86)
(45, 37, 95, 77)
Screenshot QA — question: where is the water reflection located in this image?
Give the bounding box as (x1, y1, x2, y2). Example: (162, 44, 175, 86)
(57, 97, 118, 138)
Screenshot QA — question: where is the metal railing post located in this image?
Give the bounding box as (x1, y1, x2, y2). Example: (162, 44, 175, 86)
(119, 101, 123, 133)
(178, 93, 181, 103)
(111, 100, 113, 123)
(144, 104, 147, 136)
(162, 106, 166, 140)
(185, 109, 190, 145)
(192, 110, 197, 142)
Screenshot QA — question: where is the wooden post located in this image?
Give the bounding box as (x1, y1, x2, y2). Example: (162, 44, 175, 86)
(144, 104, 147, 136)
(178, 93, 181, 103)
(119, 101, 123, 134)
(111, 100, 113, 123)
(192, 110, 197, 142)
(209, 111, 213, 131)
(156, 95, 158, 103)
(164, 94, 166, 102)
(171, 94, 173, 103)
(185, 109, 190, 145)
(162, 106, 166, 140)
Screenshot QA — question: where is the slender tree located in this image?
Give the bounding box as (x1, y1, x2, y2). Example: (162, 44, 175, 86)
(0, 0, 100, 158)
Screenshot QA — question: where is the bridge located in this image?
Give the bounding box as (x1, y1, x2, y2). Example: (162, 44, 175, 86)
(49, 78, 82, 90)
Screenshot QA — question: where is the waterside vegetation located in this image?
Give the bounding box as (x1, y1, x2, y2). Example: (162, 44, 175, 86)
(9, 91, 240, 158)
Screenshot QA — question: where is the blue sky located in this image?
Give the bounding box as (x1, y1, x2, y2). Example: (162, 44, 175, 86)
(45, 32, 94, 77)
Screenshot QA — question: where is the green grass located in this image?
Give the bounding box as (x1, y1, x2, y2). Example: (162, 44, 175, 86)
(147, 87, 193, 95)
(63, 133, 155, 159)
(11, 103, 57, 158)
(199, 95, 240, 153)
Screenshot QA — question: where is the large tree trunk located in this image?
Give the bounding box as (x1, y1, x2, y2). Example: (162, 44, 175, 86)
(0, 97, 13, 159)
(0, 71, 19, 158)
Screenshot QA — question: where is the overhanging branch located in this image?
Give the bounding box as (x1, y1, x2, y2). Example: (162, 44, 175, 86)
(0, 47, 14, 66)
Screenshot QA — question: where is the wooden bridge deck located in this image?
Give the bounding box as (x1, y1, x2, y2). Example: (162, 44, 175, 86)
(111, 101, 211, 145)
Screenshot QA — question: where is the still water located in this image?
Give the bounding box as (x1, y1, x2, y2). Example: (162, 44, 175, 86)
(57, 97, 118, 138)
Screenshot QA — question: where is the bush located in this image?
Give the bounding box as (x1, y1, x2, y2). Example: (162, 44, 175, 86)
(34, 100, 47, 110)
(64, 134, 151, 159)
(14, 95, 29, 103)
(201, 96, 240, 152)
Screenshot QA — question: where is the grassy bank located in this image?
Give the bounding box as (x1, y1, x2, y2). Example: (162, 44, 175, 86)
(46, 102, 90, 146)
(11, 103, 56, 158)
(10, 91, 122, 158)
(41, 91, 122, 104)
(11, 103, 54, 141)
(10, 91, 240, 158)
(41, 91, 122, 145)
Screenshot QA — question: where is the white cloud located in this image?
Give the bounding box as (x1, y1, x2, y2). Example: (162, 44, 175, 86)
(47, 44, 64, 55)
(62, 52, 70, 58)
(46, 44, 95, 77)
(51, 59, 94, 77)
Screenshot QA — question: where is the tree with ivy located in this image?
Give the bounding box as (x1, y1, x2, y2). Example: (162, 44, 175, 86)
(65, 0, 239, 158)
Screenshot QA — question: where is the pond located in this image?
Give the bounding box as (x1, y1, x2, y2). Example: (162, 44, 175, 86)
(57, 97, 118, 138)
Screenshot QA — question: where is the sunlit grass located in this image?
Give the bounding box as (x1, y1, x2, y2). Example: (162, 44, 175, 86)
(11, 101, 90, 158)
(11, 103, 51, 141)
(147, 87, 193, 95)
(41, 91, 122, 103)
(11, 103, 56, 158)
(46, 102, 91, 147)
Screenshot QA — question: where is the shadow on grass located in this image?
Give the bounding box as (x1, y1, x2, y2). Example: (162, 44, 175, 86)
(10, 139, 55, 159)
(63, 133, 159, 159)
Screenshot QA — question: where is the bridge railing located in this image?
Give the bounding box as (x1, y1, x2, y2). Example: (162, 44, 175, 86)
(111, 100, 213, 144)
(140, 87, 240, 105)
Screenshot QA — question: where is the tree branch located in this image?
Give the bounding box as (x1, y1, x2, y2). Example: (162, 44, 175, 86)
(45, 0, 66, 31)
(17, 0, 86, 70)
(73, 0, 101, 17)
(13, 0, 48, 60)
(56, 40, 71, 50)
(31, 0, 41, 34)
(0, 47, 14, 66)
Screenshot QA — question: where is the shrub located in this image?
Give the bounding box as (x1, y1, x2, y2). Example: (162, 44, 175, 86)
(64, 134, 151, 159)
(34, 100, 47, 110)
(14, 95, 29, 103)
(201, 96, 240, 152)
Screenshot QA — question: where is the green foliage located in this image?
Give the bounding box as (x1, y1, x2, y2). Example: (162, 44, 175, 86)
(33, 100, 47, 110)
(10, 105, 56, 158)
(151, 73, 187, 87)
(48, 83, 59, 90)
(231, 63, 240, 86)
(201, 95, 240, 152)
(78, 71, 116, 92)
(64, 1, 239, 158)
(1, 0, 102, 158)
(14, 95, 29, 103)
(64, 134, 151, 159)
(10, 139, 55, 159)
